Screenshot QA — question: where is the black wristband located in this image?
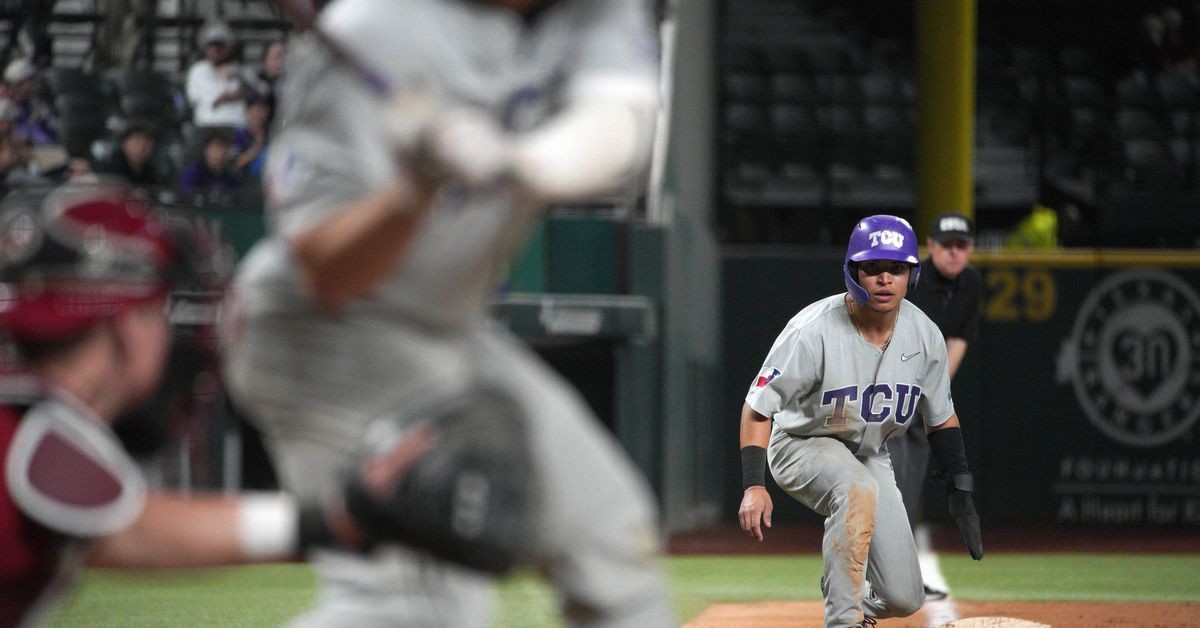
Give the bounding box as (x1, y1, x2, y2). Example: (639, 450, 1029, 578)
(741, 445, 767, 490)
(927, 426, 971, 480)
(297, 503, 337, 550)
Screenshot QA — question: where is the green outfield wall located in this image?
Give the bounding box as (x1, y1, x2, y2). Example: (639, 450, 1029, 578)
(719, 247, 1200, 526)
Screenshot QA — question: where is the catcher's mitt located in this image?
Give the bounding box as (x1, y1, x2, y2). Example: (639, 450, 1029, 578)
(343, 387, 535, 575)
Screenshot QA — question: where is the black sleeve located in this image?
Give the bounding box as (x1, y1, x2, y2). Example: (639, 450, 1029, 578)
(954, 267, 983, 343)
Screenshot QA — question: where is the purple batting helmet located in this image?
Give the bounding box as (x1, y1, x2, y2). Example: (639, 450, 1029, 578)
(843, 214, 921, 306)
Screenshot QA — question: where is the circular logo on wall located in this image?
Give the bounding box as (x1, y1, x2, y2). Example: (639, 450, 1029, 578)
(1056, 268, 1200, 447)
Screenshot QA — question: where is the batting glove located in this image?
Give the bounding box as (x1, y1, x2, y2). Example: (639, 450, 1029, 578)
(942, 472, 984, 560)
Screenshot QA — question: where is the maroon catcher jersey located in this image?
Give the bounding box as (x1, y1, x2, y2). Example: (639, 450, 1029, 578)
(0, 377, 146, 627)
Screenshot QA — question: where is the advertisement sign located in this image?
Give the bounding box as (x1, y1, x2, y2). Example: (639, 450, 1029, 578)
(975, 257, 1200, 525)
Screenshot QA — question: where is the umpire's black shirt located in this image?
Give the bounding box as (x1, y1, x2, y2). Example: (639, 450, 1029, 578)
(908, 256, 982, 342)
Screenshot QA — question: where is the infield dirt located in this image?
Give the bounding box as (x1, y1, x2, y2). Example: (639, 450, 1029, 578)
(684, 600, 1200, 627)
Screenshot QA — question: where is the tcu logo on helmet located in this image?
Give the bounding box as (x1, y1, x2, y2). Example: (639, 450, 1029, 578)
(868, 230, 905, 248)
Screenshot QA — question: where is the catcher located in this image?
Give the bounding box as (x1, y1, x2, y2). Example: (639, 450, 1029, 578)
(0, 182, 529, 626)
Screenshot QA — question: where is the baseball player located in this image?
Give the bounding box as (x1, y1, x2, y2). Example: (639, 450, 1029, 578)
(736, 215, 984, 628)
(888, 210, 982, 601)
(221, 0, 673, 626)
(0, 183, 520, 627)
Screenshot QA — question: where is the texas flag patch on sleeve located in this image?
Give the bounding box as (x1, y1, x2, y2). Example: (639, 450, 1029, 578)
(752, 367, 781, 391)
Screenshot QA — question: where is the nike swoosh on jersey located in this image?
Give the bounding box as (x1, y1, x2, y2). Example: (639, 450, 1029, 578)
(901, 352, 921, 362)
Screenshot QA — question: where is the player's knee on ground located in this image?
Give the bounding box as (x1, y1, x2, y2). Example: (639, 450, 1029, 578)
(878, 582, 925, 618)
(868, 571, 924, 618)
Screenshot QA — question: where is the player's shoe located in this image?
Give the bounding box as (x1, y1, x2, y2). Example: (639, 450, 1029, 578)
(923, 583, 949, 601)
(855, 618, 877, 627)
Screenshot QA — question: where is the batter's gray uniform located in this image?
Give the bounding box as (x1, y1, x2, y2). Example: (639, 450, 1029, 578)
(745, 295, 954, 627)
(221, 1, 672, 626)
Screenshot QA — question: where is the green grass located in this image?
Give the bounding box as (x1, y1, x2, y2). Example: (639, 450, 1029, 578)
(51, 565, 316, 627)
(51, 554, 1200, 627)
(940, 553, 1200, 602)
(667, 555, 824, 620)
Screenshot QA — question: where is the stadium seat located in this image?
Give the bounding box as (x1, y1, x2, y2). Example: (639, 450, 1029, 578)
(723, 72, 769, 100)
(1156, 73, 1199, 109)
(724, 47, 766, 72)
(1116, 107, 1170, 140)
(1058, 47, 1103, 78)
(54, 93, 107, 119)
(723, 103, 768, 131)
(816, 72, 861, 104)
(1120, 138, 1184, 189)
(1156, 74, 1198, 138)
(859, 72, 905, 104)
(977, 46, 1007, 74)
(862, 105, 912, 132)
(44, 67, 106, 98)
(1061, 76, 1107, 109)
(816, 104, 861, 132)
(119, 93, 173, 119)
(109, 68, 173, 97)
(57, 117, 107, 158)
(976, 71, 1022, 107)
(1008, 45, 1054, 77)
(762, 47, 807, 73)
(1068, 107, 1107, 141)
(768, 104, 815, 132)
(1115, 75, 1161, 109)
(803, 43, 852, 73)
(769, 72, 815, 102)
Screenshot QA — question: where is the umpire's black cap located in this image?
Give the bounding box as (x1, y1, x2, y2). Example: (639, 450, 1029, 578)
(929, 211, 975, 244)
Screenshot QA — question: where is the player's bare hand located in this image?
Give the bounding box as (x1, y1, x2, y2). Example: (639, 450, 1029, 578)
(738, 486, 773, 541)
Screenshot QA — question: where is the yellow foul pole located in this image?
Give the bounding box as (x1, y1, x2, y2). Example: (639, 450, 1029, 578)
(916, 0, 976, 237)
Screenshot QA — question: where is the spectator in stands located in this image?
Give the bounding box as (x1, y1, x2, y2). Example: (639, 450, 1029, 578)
(178, 128, 241, 205)
(95, 0, 158, 69)
(185, 21, 249, 128)
(11, 0, 56, 67)
(66, 157, 98, 183)
(1161, 6, 1198, 75)
(0, 98, 16, 138)
(0, 134, 40, 195)
(1135, 12, 1172, 80)
(251, 39, 286, 122)
(99, 122, 170, 190)
(232, 94, 271, 180)
(4, 58, 55, 145)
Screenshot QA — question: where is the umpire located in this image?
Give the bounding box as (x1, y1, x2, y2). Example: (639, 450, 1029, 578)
(889, 211, 982, 601)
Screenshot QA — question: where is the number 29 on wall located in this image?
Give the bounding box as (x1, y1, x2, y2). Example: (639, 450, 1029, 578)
(985, 268, 1056, 321)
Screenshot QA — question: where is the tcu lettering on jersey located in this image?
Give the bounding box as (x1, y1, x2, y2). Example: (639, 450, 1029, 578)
(820, 383, 922, 425)
(867, 230, 905, 248)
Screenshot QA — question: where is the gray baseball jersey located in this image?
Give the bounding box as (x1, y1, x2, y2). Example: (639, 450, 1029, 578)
(221, 1, 672, 626)
(228, 0, 659, 436)
(744, 294, 952, 626)
(746, 294, 954, 456)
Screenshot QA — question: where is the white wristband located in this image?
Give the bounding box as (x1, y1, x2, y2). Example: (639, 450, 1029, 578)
(237, 493, 300, 560)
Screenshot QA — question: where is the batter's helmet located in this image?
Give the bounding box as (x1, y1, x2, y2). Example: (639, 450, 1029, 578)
(0, 183, 229, 342)
(843, 214, 921, 306)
